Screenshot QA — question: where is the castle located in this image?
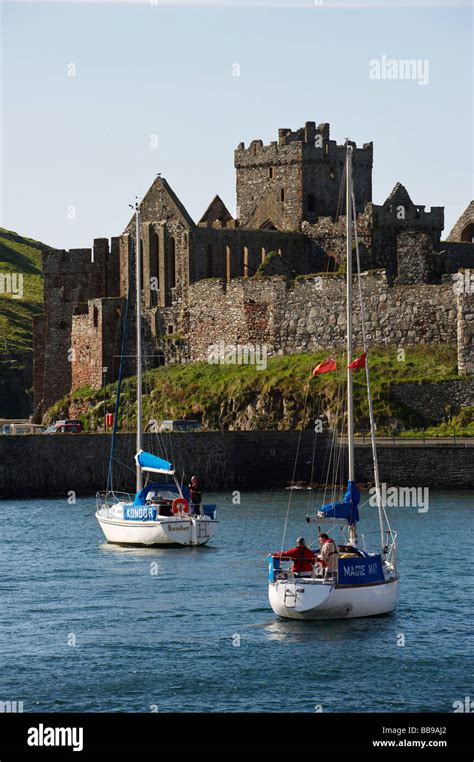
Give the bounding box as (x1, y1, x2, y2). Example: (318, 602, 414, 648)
(33, 122, 474, 420)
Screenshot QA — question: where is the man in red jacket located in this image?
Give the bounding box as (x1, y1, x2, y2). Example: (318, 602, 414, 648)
(273, 537, 316, 575)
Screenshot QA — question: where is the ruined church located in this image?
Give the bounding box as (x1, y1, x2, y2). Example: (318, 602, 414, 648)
(33, 121, 474, 420)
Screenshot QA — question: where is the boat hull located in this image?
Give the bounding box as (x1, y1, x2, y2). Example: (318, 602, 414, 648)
(269, 577, 399, 620)
(95, 513, 218, 546)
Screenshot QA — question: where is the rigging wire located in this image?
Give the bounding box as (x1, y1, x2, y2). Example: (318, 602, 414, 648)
(280, 379, 312, 553)
(351, 189, 393, 547)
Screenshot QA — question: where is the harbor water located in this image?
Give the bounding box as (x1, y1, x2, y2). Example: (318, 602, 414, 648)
(0, 491, 472, 713)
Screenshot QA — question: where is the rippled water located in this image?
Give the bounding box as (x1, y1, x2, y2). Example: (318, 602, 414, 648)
(0, 490, 472, 713)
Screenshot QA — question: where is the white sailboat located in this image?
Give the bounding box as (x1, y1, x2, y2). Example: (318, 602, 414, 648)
(95, 204, 218, 546)
(268, 144, 399, 619)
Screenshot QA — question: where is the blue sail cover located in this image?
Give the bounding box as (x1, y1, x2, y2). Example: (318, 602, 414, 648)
(319, 480, 360, 523)
(132, 481, 186, 507)
(135, 450, 174, 474)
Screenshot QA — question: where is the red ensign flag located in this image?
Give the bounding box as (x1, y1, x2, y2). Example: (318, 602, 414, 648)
(312, 353, 337, 375)
(347, 352, 366, 369)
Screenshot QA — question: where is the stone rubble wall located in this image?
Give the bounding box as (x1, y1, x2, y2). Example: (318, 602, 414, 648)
(186, 273, 459, 361)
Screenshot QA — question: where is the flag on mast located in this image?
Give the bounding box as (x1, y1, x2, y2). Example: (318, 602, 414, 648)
(312, 353, 337, 375)
(347, 352, 366, 369)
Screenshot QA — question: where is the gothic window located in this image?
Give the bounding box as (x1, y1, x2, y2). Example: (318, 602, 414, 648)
(261, 247, 266, 263)
(415, 208, 421, 219)
(225, 245, 231, 282)
(170, 236, 176, 289)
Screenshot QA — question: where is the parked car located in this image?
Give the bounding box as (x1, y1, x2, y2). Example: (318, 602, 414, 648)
(54, 419, 84, 432)
(43, 423, 82, 434)
(158, 419, 203, 433)
(2, 423, 44, 436)
(2, 423, 45, 435)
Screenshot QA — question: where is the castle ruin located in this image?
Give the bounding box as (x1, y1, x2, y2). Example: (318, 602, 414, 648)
(33, 121, 474, 420)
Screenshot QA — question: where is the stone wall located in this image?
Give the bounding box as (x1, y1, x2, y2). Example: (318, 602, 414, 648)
(457, 292, 474, 376)
(34, 240, 120, 418)
(390, 380, 474, 422)
(0, 431, 472, 498)
(71, 297, 125, 392)
(186, 273, 458, 361)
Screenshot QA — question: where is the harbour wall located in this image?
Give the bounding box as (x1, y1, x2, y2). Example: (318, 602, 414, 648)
(0, 432, 472, 499)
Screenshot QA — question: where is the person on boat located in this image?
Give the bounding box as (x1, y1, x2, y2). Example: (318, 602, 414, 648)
(318, 533, 339, 578)
(272, 537, 316, 575)
(189, 475, 202, 516)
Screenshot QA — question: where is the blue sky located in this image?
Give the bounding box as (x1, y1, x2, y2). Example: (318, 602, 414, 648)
(1, 1, 472, 249)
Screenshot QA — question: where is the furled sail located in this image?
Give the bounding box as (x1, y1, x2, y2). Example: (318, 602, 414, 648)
(318, 480, 360, 523)
(135, 450, 175, 475)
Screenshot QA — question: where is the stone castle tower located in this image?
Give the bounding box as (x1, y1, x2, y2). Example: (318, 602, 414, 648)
(235, 122, 373, 229)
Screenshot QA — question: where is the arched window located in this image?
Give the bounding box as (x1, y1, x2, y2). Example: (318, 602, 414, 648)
(261, 247, 266, 263)
(225, 245, 231, 283)
(170, 236, 176, 289)
(461, 223, 474, 242)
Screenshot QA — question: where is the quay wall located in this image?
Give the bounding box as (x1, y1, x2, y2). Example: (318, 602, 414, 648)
(0, 432, 472, 499)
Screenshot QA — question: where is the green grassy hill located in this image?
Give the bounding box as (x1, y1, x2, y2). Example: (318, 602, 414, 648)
(0, 228, 54, 416)
(45, 346, 473, 436)
(0, 228, 51, 353)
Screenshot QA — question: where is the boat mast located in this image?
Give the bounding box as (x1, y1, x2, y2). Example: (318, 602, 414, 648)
(346, 144, 355, 484)
(135, 204, 143, 493)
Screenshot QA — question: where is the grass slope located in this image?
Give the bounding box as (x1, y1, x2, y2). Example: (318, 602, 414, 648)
(0, 227, 52, 354)
(45, 345, 473, 436)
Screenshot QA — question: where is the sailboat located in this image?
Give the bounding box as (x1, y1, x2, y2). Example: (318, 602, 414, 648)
(95, 204, 218, 546)
(268, 144, 399, 619)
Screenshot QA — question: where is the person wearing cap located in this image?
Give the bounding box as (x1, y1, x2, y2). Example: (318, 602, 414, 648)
(318, 533, 339, 577)
(272, 537, 316, 575)
(189, 475, 202, 515)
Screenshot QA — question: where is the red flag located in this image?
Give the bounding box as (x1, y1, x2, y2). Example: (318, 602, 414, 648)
(312, 353, 337, 375)
(347, 352, 366, 369)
